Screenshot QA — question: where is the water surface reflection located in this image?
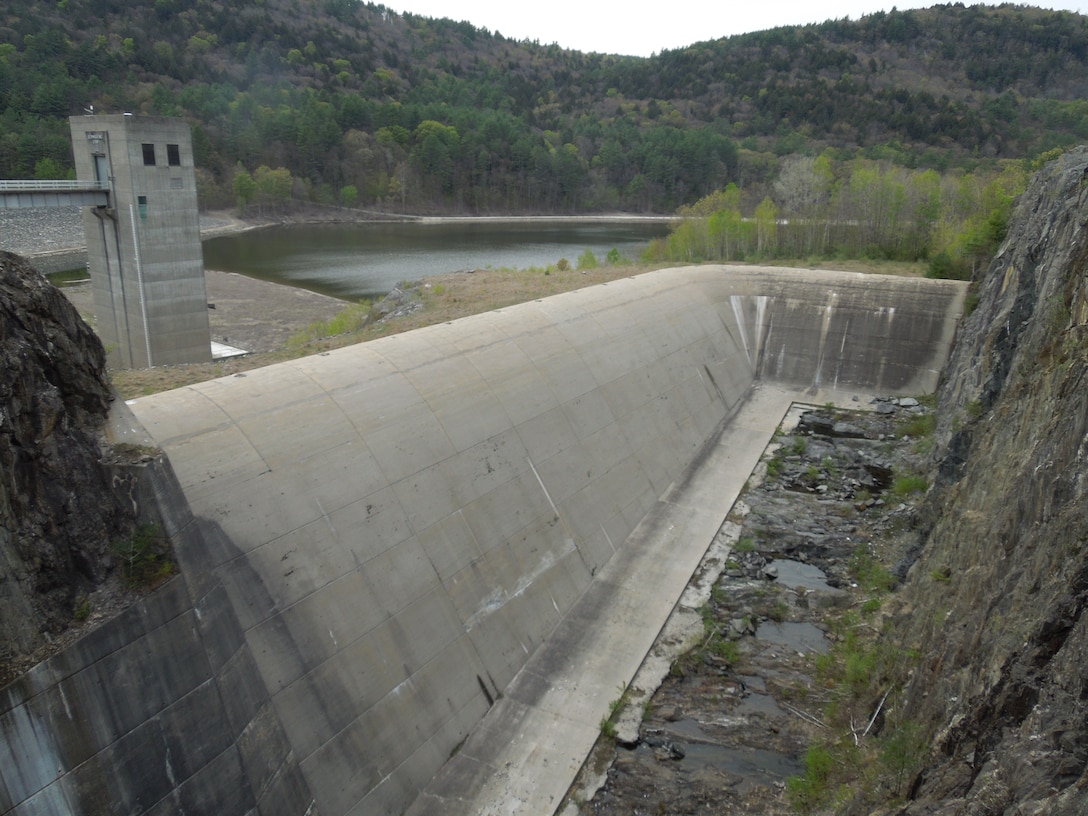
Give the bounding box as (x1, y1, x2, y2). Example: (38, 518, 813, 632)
(203, 219, 669, 300)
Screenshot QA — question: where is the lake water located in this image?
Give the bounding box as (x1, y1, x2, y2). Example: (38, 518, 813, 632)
(202, 219, 670, 301)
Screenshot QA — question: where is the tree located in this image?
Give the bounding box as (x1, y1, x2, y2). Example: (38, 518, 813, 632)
(231, 165, 256, 213)
(755, 196, 779, 256)
(34, 156, 69, 179)
(254, 165, 293, 214)
(340, 184, 358, 208)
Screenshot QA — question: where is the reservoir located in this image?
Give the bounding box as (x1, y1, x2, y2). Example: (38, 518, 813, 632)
(202, 219, 670, 301)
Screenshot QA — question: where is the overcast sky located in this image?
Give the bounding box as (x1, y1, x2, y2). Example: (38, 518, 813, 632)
(387, 1, 1088, 57)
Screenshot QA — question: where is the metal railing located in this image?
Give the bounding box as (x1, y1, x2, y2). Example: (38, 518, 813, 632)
(0, 179, 109, 191)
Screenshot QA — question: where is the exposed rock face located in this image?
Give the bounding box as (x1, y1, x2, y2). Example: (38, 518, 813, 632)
(890, 148, 1088, 813)
(0, 251, 133, 681)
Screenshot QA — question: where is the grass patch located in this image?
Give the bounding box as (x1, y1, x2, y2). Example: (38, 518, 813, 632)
(890, 473, 928, 497)
(287, 299, 373, 348)
(849, 545, 896, 593)
(896, 412, 935, 438)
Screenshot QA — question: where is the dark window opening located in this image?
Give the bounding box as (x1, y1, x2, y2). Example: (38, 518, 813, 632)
(142, 143, 156, 166)
(137, 195, 148, 221)
(167, 143, 181, 166)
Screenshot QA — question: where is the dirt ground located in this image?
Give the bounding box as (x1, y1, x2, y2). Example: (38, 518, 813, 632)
(62, 269, 346, 355)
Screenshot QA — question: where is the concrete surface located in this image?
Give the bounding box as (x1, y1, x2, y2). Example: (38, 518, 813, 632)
(406, 384, 866, 816)
(1, 264, 966, 816)
(70, 115, 212, 368)
(125, 265, 963, 816)
(0, 454, 314, 816)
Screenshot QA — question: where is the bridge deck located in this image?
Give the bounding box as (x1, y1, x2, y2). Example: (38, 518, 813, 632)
(0, 179, 110, 209)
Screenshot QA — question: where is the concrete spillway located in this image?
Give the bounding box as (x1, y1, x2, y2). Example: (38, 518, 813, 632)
(0, 265, 965, 816)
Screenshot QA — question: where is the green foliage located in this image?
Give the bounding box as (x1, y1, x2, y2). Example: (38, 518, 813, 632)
(599, 684, 628, 740)
(713, 638, 740, 664)
(791, 435, 808, 455)
(73, 596, 91, 621)
(605, 247, 623, 264)
(849, 545, 897, 593)
(769, 600, 790, 622)
(232, 166, 256, 212)
(786, 744, 837, 813)
(0, 2, 1076, 216)
(576, 248, 598, 270)
(288, 300, 373, 348)
(896, 412, 935, 438)
(599, 716, 617, 740)
(735, 536, 756, 553)
(879, 720, 927, 796)
(665, 159, 1028, 268)
(890, 473, 928, 497)
(113, 524, 173, 588)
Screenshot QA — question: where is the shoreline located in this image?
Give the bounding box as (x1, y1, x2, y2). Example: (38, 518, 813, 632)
(4, 207, 672, 275)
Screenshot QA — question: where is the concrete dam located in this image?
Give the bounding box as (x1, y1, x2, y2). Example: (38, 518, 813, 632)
(1, 265, 965, 816)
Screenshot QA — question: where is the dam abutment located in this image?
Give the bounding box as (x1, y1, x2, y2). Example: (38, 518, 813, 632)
(1, 265, 965, 816)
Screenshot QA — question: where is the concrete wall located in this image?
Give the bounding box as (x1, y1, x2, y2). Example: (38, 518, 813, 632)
(0, 455, 314, 816)
(0, 265, 965, 816)
(124, 266, 963, 815)
(70, 115, 211, 368)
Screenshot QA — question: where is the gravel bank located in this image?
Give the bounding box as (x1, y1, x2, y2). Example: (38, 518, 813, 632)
(0, 206, 85, 254)
(0, 206, 238, 255)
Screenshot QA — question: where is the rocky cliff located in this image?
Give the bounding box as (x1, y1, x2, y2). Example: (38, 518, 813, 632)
(0, 251, 136, 684)
(886, 148, 1088, 813)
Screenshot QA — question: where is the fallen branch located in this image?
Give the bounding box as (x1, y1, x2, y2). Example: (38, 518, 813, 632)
(851, 689, 890, 745)
(782, 702, 826, 729)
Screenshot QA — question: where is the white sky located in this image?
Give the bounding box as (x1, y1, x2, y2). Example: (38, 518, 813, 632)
(387, 1, 1088, 57)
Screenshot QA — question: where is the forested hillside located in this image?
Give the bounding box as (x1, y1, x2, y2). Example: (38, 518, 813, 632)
(2, 1, 1088, 215)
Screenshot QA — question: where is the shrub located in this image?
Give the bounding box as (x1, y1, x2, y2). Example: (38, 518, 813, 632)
(577, 248, 599, 270)
(786, 744, 836, 813)
(113, 524, 173, 588)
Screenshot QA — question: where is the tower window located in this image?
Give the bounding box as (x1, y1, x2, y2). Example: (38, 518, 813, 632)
(142, 143, 156, 166)
(167, 143, 181, 166)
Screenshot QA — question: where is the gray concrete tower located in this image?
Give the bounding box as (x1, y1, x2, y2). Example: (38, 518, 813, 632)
(69, 114, 211, 368)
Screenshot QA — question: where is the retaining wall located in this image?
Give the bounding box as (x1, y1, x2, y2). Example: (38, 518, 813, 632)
(0, 456, 314, 815)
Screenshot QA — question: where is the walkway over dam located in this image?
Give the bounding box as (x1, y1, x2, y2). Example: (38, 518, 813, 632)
(1, 265, 965, 816)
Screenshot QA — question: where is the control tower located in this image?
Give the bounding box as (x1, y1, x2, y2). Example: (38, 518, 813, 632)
(69, 114, 211, 368)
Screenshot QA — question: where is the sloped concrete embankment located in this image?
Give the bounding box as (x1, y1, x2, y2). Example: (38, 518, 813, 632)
(0, 450, 314, 815)
(1, 264, 965, 816)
